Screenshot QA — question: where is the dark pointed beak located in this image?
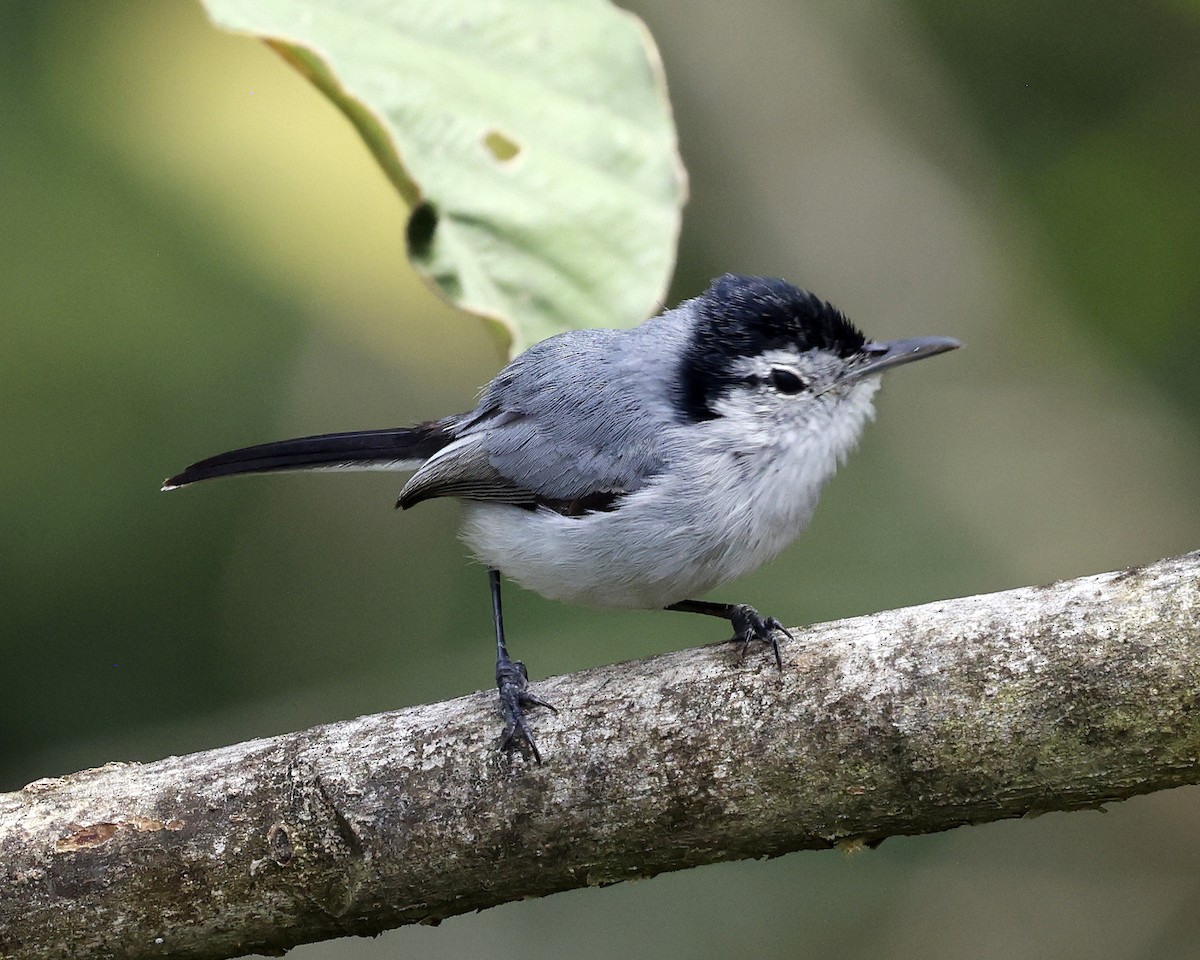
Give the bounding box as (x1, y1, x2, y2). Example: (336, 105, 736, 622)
(841, 335, 961, 384)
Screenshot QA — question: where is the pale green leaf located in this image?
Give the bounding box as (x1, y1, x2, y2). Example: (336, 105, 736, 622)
(202, 0, 687, 352)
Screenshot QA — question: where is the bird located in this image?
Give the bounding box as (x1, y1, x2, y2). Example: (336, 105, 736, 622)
(163, 274, 959, 762)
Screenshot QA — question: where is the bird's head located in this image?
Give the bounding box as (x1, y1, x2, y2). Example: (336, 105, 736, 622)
(678, 275, 959, 442)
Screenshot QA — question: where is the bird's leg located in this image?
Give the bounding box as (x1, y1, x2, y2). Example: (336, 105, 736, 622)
(666, 599, 793, 671)
(490, 568, 556, 763)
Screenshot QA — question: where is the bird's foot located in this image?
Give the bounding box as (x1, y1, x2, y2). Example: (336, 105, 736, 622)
(496, 654, 557, 764)
(728, 604, 793, 672)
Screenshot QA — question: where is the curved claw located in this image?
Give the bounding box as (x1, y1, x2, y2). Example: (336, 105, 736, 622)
(728, 605, 793, 671)
(496, 658, 557, 764)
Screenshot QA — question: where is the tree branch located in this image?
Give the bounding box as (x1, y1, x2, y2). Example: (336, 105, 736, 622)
(3, 552, 1199, 959)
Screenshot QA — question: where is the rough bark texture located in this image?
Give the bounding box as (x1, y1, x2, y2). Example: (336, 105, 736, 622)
(2, 553, 1198, 959)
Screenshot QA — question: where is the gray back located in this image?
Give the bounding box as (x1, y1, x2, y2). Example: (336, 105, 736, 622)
(463, 304, 696, 501)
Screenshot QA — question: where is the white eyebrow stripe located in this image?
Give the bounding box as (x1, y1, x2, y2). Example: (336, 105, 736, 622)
(728, 348, 806, 378)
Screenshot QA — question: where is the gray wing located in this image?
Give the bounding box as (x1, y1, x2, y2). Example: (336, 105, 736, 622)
(398, 326, 678, 511)
(397, 431, 538, 508)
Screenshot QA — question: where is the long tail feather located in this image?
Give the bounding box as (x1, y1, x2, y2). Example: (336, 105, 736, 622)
(162, 423, 453, 491)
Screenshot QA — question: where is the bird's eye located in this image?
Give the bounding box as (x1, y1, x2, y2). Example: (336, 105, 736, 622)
(769, 368, 807, 394)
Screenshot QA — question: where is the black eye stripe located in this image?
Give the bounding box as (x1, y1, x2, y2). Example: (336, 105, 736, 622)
(769, 368, 806, 394)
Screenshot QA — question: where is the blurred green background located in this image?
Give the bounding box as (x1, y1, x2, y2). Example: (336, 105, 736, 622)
(3, 1, 1199, 958)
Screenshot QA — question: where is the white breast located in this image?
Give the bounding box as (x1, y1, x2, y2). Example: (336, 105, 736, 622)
(459, 379, 880, 609)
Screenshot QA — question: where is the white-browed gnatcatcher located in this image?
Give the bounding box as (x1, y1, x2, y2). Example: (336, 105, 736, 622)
(164, 274, 959, 761)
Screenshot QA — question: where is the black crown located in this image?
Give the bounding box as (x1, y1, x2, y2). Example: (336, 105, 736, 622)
(678, 275, 865, 421)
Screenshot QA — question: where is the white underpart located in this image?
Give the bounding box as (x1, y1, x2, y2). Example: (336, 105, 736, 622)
(461, 371, 882, 609)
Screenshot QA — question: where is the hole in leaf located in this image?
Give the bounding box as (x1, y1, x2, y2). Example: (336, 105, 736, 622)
(406, 202, 438, 259)
(483, 129, 522, 163)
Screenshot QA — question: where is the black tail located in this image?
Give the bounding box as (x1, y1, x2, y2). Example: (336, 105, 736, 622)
(162, 422, 455, 490)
